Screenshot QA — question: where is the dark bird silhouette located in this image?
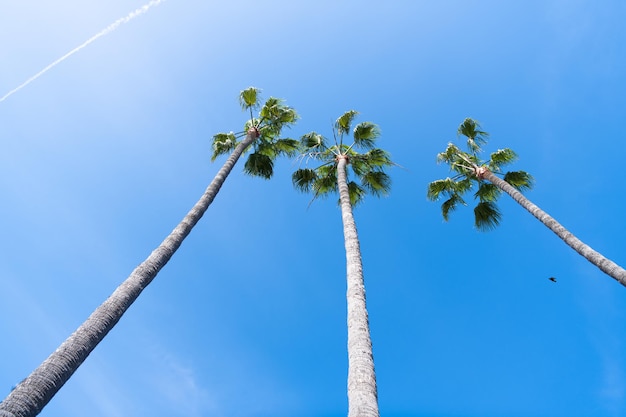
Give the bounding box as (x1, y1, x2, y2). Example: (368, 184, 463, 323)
(549, 277, 557, 282)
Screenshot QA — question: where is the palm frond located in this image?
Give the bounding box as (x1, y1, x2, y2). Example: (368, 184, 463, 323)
(300, 132, 327, 151)
(473, 201, 502, 231)
(503, 170, 534, 191)
(441, 193, 466, 221)
(244, 152, 274, 179)
(347, 181, 366, 206)
(350, 156, 369, 177)
(474, 182, 501, 202)
(312, 165, 338, 197)
(211, 132, 238, 161)
(489, 148, 518, 171)
(352, 122, 380, 149)
(317, 163, 336, 177)
(239, 87, 260, 110)
(259, 97, 289, 122)
(260, 124, 281, 141)
(345, 147, 392, 182)
(458, 118, 488, 153)
(273, 138, 299, 157)
(368, 148, 393, 165)
(349, 148, 394, 176)
(436, 143, 461, 164)
(277, 107, 299, 125)
(427, 178, 458, 201)
(335, 110, 359, 137)
(254, 140, 277, 158)
(456, 177, 474, 194)
(260, 97, 281, 116)
(292, 168, 317, 192)
(263, 115, 296, 138)
(361, 171, 391, 197)
(258, 101, 298, 139)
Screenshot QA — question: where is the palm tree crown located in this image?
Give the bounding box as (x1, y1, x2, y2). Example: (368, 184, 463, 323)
(427, 118, 533, 230)
(428, 118, 626, 286)
(292, 110, 393, 204)
(212, 87, 299, 179)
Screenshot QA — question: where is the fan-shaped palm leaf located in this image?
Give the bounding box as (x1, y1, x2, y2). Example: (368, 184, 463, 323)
(335, 110, 359, 137)
(244, 152, 274, 179)
(350, 149, 391, 177)
(474, 201, 502, 231)
(239, 87, 260, 111)
(503, 170, 534, 191)
(260, 107, 298, 139)
(347, 181, 367, 206)
(427, 179, 449, 201)
(458, 118, 488, 153)
(437, 143, 462, 164)
(353, 122, 380, 149)
(211, 132, 238, 161)
(441, 193, 466, 221)
(456, 177, 474, 194)
(292, 168, 318, 192)
(360, 148, 392, 166)
(260, 96, 280, 115)
(475, 182, 501, 202)
(488, 148, 518, 172)
(273, 138, 299, 157)
(350, 156, 369, 177)
(313, 165, 338, 197)
(255, 140, 278, 158)
(277, 107, 299, 124)
(427, 178, 458, 201)
(361, 171, 391, 197)
(260, 98, 294, 124)
(301, 132, 328, 151)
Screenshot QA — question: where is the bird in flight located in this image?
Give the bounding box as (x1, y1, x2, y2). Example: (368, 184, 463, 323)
(548, 277, 557, 282)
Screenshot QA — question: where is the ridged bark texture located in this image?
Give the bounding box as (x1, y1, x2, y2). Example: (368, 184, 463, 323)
(0, 130, 259, 417)
(336, 157, 379, 417)
(483, 169, 626, 286)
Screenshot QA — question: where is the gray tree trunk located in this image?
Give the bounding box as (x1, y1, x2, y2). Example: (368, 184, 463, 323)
(482, 168, 626, 286)
(0, 130, 259, 417)
(336, 156, 379, 417)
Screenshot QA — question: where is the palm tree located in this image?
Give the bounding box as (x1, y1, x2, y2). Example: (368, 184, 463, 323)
(0, 87, 298, 417)
(292, 110, 393, 417)
(427, 118, 626, 286)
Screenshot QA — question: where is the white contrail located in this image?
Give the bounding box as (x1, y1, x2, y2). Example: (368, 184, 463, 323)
(0, 0, 166, 103)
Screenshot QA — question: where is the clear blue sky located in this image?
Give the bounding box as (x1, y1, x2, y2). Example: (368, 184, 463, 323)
(1, 1, 626, 416)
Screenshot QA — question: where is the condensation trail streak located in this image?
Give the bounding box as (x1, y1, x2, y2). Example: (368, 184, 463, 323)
(0, 0, 166, 103)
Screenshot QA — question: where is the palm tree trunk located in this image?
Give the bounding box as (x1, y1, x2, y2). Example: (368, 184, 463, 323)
(0, 129, 259, 417)
(336, 156, 379, 417)
(481, 168, 626, 286)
